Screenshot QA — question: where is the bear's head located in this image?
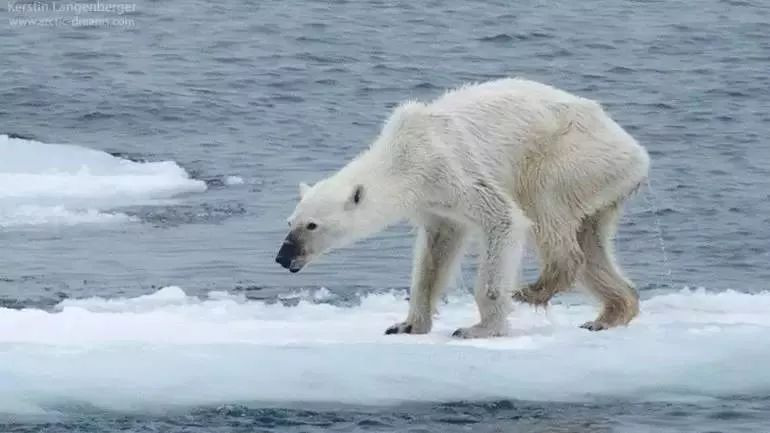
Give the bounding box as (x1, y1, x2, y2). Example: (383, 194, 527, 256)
(275, 179, 378, 273)
(275, 102, 429, 272)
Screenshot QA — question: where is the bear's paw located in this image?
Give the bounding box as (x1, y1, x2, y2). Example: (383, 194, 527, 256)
(579, 320, 611, 331)
(451, 322, 509, 339)
(384, 320, 431, 335)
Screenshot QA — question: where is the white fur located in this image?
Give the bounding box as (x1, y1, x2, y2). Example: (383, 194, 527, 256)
(287, 78, 650, 338)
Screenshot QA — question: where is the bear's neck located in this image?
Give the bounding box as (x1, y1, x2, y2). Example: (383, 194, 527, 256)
(335, 143, 422, 218)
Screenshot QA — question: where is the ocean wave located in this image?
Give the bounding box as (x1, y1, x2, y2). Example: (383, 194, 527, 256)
(0, 205, 136, 227)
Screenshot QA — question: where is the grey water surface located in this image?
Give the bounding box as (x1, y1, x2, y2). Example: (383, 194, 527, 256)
(1, 0, 769, 431)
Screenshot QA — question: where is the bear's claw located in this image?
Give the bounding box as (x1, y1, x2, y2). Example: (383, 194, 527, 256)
(385, 323, 412, 335)
(580, 320, 609, 331)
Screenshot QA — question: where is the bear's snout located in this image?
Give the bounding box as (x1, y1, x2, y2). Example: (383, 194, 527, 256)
(275, 233, 303, 273)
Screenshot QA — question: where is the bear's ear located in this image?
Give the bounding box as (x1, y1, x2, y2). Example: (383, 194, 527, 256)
(347, 184, 364, 208)
(299, 182, 311, 199)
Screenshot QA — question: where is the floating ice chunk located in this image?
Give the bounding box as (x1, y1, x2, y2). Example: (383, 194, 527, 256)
(0, 134, 205, 227)
(224, 175, 245, 185)
(0, 287, 768, 414)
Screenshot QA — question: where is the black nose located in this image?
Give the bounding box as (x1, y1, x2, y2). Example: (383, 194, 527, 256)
(275, 235, 299, 270)
(275, 253, 292, 269)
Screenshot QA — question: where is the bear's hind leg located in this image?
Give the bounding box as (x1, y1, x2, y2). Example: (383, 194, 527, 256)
(577, 203, 639, 331)
(385, 216, 465, 335)
(514, 217, 585, 306)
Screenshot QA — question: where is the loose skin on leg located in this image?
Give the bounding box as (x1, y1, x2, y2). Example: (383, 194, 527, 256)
(514, 215, 585, 307)
(577, 203, 640, 331)
(452, 198, 529, 339)
(385, 216, 465, 335)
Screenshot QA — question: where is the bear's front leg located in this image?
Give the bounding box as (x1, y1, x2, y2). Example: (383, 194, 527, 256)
(385, 217, 465, 335)
(452, 211, 528, 339)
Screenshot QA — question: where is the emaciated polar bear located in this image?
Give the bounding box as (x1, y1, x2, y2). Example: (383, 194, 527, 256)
(275, 78, 649, 338)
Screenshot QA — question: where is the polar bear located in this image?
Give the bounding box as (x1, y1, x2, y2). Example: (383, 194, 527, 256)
(275, 78, 649, 338)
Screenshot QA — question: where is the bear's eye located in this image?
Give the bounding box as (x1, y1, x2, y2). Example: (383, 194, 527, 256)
(306, 222, 318, 231)
(353, 185, 363, 204)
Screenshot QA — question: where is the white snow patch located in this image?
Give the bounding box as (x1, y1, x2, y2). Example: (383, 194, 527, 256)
(0, 287, 768, 413)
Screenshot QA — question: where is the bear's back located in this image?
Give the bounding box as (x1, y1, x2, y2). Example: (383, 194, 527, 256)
(427, 78, 586, 116)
